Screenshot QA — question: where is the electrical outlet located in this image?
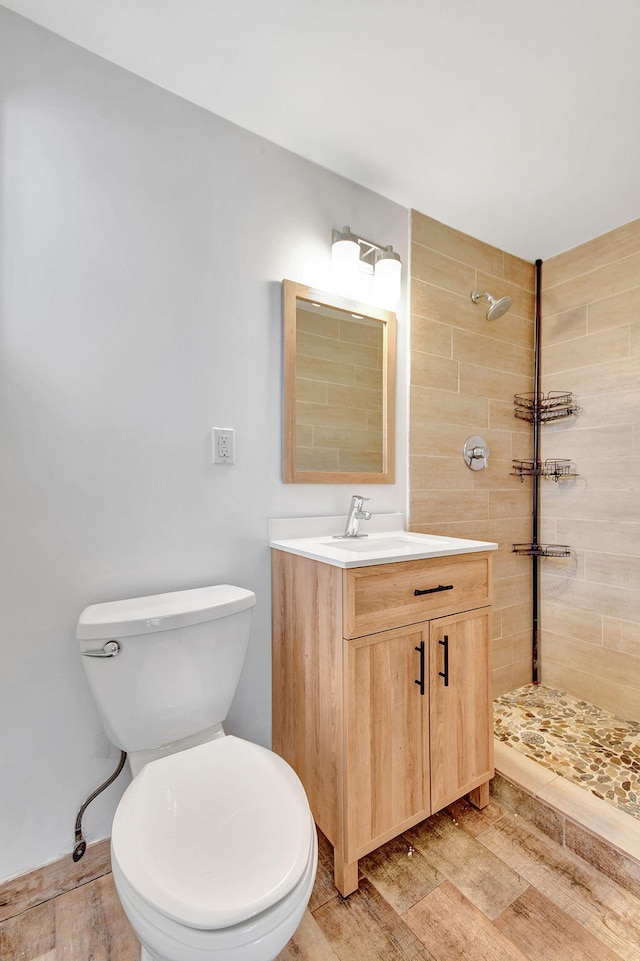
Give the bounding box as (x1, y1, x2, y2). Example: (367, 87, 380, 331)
(212, 427, 235, 464)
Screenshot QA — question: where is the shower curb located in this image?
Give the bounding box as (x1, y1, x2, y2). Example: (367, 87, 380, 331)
(492, 739, 640, 900)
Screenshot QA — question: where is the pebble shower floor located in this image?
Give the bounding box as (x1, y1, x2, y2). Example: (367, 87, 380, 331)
(494, 684, 640, 820)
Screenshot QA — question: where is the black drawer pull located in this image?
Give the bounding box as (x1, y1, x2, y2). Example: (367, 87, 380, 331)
(414, 584, 454, 597)
(439, 635, 449, 687)
(414, 641, 425, 696)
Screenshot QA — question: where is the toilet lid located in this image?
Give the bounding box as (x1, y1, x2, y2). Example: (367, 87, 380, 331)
(111, 736, 313, 929)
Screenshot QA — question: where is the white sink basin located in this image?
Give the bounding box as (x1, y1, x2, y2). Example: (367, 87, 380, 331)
(270, 530, 498, 568)
(321, 535, 451, 553)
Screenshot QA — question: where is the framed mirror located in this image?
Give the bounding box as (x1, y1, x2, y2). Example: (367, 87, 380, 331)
(283, 280, 396, 484)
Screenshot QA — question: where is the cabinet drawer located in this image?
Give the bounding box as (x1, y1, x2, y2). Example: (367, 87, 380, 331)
(343, 552, 492, 638)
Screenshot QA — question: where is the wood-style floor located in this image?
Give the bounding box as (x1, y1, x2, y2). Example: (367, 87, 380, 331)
(2, 796, 640, 961)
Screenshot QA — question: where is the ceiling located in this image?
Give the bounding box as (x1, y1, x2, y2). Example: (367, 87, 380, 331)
(3, 0, 640, 261)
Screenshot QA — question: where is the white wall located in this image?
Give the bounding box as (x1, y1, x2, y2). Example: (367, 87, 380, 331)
(0, 7, 408, 882)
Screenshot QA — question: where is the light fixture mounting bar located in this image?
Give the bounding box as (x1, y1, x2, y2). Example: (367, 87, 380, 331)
(331, 226, 398, 273)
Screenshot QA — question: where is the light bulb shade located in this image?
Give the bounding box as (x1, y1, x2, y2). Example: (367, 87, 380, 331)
(331, 226, 360, 295)
(331, 226, 360, 262)
(374, 246, 402, 304)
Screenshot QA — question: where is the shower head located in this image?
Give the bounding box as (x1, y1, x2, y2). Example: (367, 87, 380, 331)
(471, 289, 512, 321)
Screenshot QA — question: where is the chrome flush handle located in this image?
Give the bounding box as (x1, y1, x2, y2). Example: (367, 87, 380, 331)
(81, 640, 121, 658)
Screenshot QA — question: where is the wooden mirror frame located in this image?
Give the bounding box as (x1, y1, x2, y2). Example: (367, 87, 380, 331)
(283, 279, 396, 484)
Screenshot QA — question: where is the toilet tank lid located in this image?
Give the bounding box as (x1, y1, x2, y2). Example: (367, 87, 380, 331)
(76, 585, 256, 640)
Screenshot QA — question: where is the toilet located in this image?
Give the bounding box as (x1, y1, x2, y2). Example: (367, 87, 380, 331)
(77, 584, 317, 961)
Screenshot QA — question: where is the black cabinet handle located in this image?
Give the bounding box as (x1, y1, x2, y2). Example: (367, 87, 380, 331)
(439, 635, 449, 687)
(414, 584, 454, 597)
(414, 641, 425, 695)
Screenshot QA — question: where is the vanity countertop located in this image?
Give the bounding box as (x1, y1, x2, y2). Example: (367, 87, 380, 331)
(269, 529, 498, 569)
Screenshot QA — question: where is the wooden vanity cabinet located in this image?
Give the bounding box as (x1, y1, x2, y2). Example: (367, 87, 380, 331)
(271, 549, 494, 896)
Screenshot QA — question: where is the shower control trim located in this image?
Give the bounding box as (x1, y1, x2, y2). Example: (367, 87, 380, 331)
(463, 435, 489, 471)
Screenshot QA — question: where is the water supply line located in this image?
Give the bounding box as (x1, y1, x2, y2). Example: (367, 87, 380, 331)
(72, 749, 127, 861)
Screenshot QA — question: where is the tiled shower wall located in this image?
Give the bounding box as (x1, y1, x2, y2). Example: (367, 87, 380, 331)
(540, 218, 640, 721)
(409, 211, 535, 695)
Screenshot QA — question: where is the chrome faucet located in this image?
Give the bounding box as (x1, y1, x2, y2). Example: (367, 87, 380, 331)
(334, 494, 373, 539)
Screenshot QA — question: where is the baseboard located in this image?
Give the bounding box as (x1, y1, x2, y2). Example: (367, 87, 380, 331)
(0, 838, 111, 923)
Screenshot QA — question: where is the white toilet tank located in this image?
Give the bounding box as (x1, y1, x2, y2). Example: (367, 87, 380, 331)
(77, 585, 256, 754)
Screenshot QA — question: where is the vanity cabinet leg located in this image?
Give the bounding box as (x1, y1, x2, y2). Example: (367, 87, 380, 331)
(468, 780, 490, 809)
(333, 849, 359, 897)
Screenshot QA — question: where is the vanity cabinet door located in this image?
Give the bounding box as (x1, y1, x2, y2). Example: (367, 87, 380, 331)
(429, 608, 493, 813)
(345, 625, 430, 860)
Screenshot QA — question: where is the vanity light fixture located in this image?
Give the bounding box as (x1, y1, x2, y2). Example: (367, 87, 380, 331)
(331, 226, 402, 304)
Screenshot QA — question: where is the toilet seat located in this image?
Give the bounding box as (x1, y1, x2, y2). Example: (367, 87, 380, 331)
(111, 736, 313, 930)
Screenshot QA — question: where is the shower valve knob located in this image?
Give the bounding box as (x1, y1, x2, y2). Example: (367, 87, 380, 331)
(463, 435, 489, 470)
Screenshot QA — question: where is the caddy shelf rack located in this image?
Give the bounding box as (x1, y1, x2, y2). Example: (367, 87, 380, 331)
(514, 390, 582, 424)
(511, 458, 579, 483)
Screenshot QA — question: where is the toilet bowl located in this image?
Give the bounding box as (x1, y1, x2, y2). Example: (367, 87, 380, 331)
(111, 736, 317, 961)
(77, 585, 317, 961)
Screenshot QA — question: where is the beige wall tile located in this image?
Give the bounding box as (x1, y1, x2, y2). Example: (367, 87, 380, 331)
(411, 489, 489, 524)
(412, 210, 505, 275)
(472, 460, 528, 489)
(540, 632, 640, 720)
(493, 574, 530, 610)
(554, 518, 640, 558)
(411, 351, 459, 391)
(410, 214, 534, 696)
(543, 251, 640, 316)
(503, 252, 535, 292)
(542, 306, 587, 345)
(601, 617, 640, 658)
(489, 399, 532, 434)
(412, 279, 534, 349)
(541, 601, 603, 645)
(585, 552, 640, 590)
(567, 389, 640, 429)
(587, 285, 640, 334)
(459, 363, 532, 402)
(411, 384, 489, 429)
(488, 489, 532, 519)
(411, 314, 453, 357)
(493, 660, 532, 697)
(501, 601, 533, 636)
(543, 352, 640, 398)
(543, 217, 640, 288)
(542, 570, 627, 619)
(409, 456, 475, 490)
(492, 631, 531, 671)
(629, 319, 640, 357)
(475, 270, 535, 321)
(542, 326, 629, 375)
(411, 244, 476, 295)
(540, 659, 640, 720)
(542, 424, 632, 461)
(453, 329, 533, 375)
